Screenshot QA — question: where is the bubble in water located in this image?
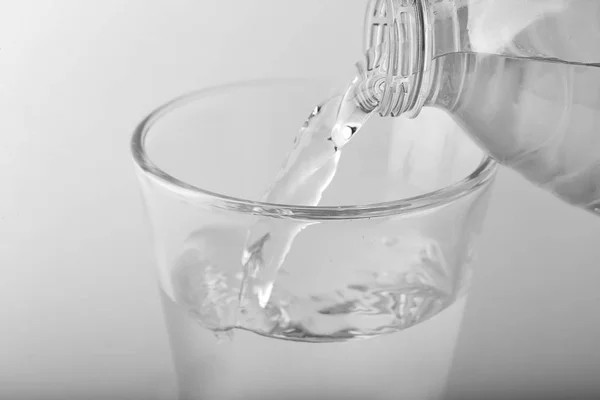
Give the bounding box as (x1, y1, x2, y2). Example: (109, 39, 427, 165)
(214, 329, 234, 344)
(330, 124, 359, 150)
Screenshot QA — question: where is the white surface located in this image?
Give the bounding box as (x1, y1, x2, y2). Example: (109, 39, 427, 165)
(2, 1, 600, 399)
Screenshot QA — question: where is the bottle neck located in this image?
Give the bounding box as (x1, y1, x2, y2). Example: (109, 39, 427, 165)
(364, 0, 431, 118)
(364, 0, 466, 118)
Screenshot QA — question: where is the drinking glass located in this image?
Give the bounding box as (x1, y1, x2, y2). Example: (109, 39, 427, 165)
(131, 79, 497, 400)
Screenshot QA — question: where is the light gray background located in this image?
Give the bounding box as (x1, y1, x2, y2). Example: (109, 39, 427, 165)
(2, 1, 599, 399)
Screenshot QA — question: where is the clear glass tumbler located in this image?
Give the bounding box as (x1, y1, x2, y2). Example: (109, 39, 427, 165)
(131, 79, 497, 400)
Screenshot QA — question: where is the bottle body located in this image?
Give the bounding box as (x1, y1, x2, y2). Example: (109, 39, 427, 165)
(430, 53, 600, 211)
(425, 0, 600, 63)
(368, 0, 600, 212)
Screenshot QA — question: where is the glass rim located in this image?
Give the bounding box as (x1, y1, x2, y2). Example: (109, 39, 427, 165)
(131, 78, 497, 221)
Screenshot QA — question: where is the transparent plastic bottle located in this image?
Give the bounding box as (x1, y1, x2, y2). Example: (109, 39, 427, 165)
(363, 0, 600, 213)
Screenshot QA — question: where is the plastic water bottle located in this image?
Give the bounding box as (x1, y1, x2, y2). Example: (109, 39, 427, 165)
(362, 0, 600, 213)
